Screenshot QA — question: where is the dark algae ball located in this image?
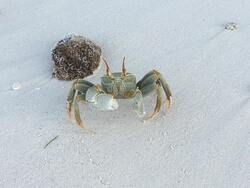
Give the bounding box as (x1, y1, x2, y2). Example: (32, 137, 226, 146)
(52, 35, 102, 80)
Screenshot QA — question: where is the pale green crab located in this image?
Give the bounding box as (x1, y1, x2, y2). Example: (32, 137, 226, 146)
(67, 58, 172, 129)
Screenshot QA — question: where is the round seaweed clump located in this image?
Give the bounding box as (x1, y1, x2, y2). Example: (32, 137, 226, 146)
(52, 35, 101, 80)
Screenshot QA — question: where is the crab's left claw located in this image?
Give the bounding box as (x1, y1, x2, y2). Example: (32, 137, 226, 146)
(132, 89, 145, 117)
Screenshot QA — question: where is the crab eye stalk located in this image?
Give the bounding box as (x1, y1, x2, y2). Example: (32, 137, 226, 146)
(122, 57, 127, 76)
(102, 57, 113, 77)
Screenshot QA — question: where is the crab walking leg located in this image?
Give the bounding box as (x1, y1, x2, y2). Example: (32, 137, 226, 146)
(67, 82, 93, 119)
(74, 94, 95, 134)
(157, 72, 172, 110)
(139, 80, 163, 121)
(67, 80, 118, 129)
(137, 70, 172, 110)
(145, 83, 163, 121)
(72, 79, 95, 87)
(67, 84, 76, 120)
(67, 80, 94, 123)
(136, 70, 156, 89)
(73, 93, 85, 128)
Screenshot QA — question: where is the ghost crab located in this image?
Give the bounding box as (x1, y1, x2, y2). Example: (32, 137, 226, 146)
(67, 58, 172, 129)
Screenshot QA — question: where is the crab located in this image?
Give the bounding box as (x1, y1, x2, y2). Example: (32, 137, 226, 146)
(67, 58, 172, 129)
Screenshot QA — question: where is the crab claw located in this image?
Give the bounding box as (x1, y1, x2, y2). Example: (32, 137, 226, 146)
(92, 94, 118, 110)
(132, 100, 145, 117)
(132, 90, 145, 117)
(85, 86, 99, 103)
(86, 86, 118, 110)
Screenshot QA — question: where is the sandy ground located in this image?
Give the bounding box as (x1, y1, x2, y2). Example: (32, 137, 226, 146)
(0, 0, 250, 187)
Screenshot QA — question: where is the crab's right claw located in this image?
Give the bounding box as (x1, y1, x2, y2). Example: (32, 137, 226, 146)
(132, 89, 145, 117)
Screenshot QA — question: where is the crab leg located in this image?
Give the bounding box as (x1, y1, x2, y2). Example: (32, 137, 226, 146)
(136, 70, 156, 89)
(137, 70, 172, 110)
(67, 84, 77, 120)
(67, 80, 94, 128)
(138, 79, 164, 120)
(157, 72, 172, 110)
(144, 82, 163, 121)
(67, 79, 119, 129)
(74, 94, 97, 134)
(73, 92, 84, 128)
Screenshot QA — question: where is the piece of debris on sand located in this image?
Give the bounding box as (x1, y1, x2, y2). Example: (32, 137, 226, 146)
(52, 35, 102, 80)
(224, 22, 238, 31)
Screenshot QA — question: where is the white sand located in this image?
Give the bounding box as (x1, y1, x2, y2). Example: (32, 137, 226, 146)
(0, 0, 249, 187)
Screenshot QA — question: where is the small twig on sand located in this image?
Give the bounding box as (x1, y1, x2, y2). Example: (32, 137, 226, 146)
(44, 135, 59, 149)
